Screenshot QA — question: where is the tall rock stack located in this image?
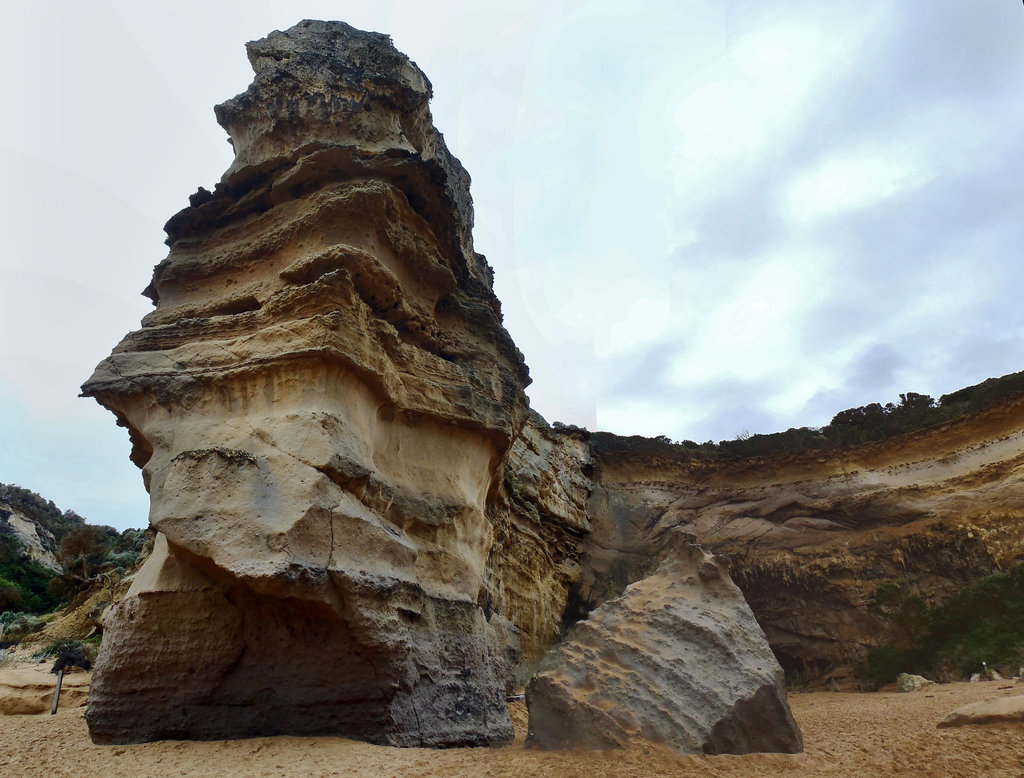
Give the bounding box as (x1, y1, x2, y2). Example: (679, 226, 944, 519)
(82, 20, 529, 746)
(83, 19, 805, 754)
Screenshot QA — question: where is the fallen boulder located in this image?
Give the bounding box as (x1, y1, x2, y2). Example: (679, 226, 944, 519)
(526, 538, 803, 754)
(897, 673, 935, 692)
(937, 695, 1024, 728)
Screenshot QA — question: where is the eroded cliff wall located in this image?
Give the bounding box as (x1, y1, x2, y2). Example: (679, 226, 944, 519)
(83, 15, 1024, 753)
(583, 396, 1024, 678)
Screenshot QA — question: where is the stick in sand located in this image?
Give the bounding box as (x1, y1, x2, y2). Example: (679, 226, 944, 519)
(51, 669, 64, 715)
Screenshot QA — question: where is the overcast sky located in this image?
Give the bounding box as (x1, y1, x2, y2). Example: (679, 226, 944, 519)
(2, 0, 1022, 530)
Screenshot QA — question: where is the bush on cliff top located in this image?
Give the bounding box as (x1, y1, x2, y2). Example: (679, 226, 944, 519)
(590, 369, 1024, 461)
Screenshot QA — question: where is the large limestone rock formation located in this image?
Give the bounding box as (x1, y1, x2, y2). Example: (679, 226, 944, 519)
(83, 20, 528, 746)
(80, 14, 1024, 754)
(526, 536, 802, 754)
(83, 19, 804, 753)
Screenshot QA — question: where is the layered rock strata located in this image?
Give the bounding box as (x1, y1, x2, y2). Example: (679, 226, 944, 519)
(485, 412, 592, 683)
(83, 20, 528, 746)
(82, 14, 1024, 752)
(584, 395, 1024, 677)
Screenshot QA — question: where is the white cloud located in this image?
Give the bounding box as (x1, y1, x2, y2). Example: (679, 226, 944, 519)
(665, 249, 827, 387)
(594, 295, 672, 359)
(784, 144, 935, 224)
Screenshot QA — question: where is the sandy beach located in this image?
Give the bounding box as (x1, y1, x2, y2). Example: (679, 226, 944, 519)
(1, 662, 1021, 778)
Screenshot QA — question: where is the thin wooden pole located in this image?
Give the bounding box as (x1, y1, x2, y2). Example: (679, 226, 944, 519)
(50, 669, 63, 715)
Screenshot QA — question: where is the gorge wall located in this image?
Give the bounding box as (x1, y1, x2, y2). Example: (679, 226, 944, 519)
(578, 395, 1024, 680)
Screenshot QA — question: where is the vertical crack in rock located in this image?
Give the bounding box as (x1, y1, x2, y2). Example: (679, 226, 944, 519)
(326, 506, 335, 571)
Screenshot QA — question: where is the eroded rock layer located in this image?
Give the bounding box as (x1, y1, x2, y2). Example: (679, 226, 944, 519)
(82, 14, 1024, 753)
(585, 396, 1024, 678)
(485, 412, 593, 684)
(83, 20, 527, 746)
(85, 12, 1024, 752)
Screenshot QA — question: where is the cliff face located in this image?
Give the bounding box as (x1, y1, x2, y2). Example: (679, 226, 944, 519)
(584, 396, 1024, 678)
(485, 413, 593, 682)
(83, 20, 528, 747)
(0, 504, 59, 573)
(0, 483, 92, 573)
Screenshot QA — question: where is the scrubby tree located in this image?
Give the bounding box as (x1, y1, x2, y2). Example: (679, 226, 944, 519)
(0, 576, 23, 610)
(57, 525, 112, 581)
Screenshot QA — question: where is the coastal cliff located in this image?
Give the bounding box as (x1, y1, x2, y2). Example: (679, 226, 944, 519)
(580, 391, 1024, 679)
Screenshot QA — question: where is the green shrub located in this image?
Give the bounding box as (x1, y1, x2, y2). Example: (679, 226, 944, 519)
(33, 638, 83, 659)
(862, 645, 927, 684)
(922, 564, 1024, 675)
(0, 535, 60, 612)
(0, 611, 44, 642)
(860, 563, 1024, 681)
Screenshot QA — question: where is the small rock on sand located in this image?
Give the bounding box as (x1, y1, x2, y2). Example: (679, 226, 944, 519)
(897, 673, 934, 693)
(937, 694, 1024, 728)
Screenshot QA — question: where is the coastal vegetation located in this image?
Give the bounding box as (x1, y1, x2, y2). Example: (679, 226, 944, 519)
(862, 562, 1024, 683)
(591, 369, 1024, 460)
(0, 483, 148, 645)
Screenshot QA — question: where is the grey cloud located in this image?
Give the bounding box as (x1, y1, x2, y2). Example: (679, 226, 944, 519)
(800, 343, 906, 426)
(597, 332, 797, 441)
(875, 3, 1022, 103)
(676, 377, 795, 443)
(599, 336, 686, 403)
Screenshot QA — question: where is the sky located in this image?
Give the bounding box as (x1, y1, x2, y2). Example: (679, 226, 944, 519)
(2, 0, 1022, 530)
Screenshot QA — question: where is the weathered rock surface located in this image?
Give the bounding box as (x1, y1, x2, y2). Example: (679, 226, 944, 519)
(0, 499, 60, 572)
(83, 20, 527, 747)
(526, 536, 802, 754)
(486, 413, 592, 684)
(83, 12, 1024, 755)
(80, 13, 1024, 754)
(81, 19, 804, 753)
(897, 673, 935, 693)
(937, 694, 1024, 728)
